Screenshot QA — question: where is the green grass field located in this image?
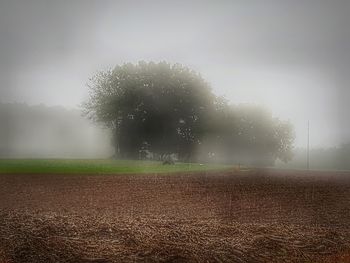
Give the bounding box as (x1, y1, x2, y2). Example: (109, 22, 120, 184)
(0, 159, 232, 174)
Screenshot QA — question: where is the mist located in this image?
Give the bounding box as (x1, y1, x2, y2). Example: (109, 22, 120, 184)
(2, 2, 350, 261)
(0, 103, 113, 158)
(0, 0, 349, 160)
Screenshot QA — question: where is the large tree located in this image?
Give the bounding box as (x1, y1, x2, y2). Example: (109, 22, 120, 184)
(84, 61, 294, 165)
(84, 61, 215, 160)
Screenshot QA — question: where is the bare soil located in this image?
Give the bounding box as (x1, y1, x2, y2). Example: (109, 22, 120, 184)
(0, 169, 349, 262)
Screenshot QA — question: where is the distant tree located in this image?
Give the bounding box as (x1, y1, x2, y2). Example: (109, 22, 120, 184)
(233, 105, 294, 165)
(83, 61, 215, 160)
(198, 104, 294, 166)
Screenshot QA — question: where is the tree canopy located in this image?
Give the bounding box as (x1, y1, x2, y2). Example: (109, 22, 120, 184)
(84, 61, 294, 166)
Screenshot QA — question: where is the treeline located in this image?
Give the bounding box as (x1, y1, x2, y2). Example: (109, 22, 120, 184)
(84, 61, 294, 166)
(0, 103, 113, 158)
(276, 144, 350, 171)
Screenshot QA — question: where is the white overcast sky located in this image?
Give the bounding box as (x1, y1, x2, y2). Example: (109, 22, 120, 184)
(0, 0, 349, 147)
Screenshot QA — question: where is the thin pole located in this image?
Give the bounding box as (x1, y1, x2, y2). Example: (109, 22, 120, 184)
(307, 121, 310, 170)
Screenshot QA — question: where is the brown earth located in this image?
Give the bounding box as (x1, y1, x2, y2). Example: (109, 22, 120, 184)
(0, 169, 349, 262)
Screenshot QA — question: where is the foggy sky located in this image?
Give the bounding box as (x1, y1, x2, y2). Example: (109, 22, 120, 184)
(0, 0, 349, 148)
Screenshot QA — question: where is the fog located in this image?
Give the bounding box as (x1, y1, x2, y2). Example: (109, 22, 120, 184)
(0, 0, 349, 159)
(0, 103, 113, 158)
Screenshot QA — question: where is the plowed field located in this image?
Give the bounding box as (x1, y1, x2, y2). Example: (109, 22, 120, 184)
(0, 169, 349, 262)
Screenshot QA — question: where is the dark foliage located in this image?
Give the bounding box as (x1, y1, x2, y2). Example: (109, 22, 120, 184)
(84, 61, 294, 165)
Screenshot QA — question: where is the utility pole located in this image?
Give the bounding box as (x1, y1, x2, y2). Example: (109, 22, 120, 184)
(307, 121, 310, 170)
